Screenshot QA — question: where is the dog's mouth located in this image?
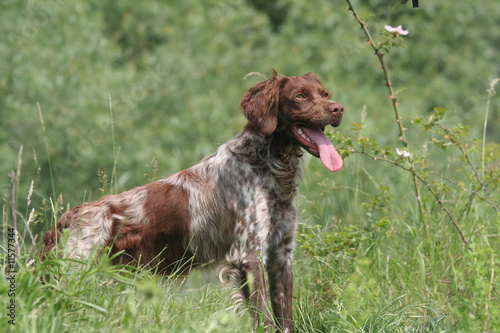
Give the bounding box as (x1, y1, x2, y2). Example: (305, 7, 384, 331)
(291, 124, 343, 172)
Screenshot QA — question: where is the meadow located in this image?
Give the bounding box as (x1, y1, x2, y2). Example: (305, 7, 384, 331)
(1, 1, 499, 332)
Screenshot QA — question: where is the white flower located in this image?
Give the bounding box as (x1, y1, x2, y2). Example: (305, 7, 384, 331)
(384, 25, 409, 36)
(396, 148, 412, 158)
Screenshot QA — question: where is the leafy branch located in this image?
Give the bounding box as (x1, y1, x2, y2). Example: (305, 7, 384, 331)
(339, 0, 500, 248)
(346, 0, 430, 242)
(351, 149, 470, 246)
(346, 0, 407, 145)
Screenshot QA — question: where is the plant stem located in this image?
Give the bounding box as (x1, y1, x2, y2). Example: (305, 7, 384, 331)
(353, 151, 470, 248)
(37, 103, 57, 204)
(346, 0, 427, 232)
(425, 168, 499, 212)
(483, 79, 500, 178)
(109, 94, 119, 194)
(438, 124, 497, 210)
(346, 0, 407, 146)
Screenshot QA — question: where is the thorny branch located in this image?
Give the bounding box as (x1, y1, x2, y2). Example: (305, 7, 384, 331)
(345, 0, 472, 247)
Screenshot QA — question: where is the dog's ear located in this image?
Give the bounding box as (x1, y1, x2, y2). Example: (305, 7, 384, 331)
(240, 73, 288, 137)
(304, 72, 322, 84)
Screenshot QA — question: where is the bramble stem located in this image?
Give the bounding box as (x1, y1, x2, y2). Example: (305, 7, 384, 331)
(437, 124, 497, 211)
(346, 0, 407, 146)
(342, 0, 476, 248)
(346, 0, 427, 224)
(352, 151, 470, 248)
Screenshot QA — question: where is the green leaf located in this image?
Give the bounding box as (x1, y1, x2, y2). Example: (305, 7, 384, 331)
(73, 299, 108, 315)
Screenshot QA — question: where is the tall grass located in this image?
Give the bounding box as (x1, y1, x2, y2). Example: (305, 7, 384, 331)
(1, 194, 253, 333)
(2, 75, 499, 333)
(2, 146, 497, 332)
(1, 2, 499, 332)
(1, 103, 255, 333)
(2, 103, 499, 333)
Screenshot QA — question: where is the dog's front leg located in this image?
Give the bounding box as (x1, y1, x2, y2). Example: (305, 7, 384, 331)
(243, 251, 274, 330)
(267, 213, 297, 333)
(267, 242, 294, 333)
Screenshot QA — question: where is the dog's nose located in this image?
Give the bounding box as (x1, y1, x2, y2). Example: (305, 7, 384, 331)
(328, 102, 344, 114)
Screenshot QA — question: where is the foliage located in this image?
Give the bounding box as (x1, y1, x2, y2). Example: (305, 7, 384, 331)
(1, 0, 499, 207)
(1, 0, 499, 332)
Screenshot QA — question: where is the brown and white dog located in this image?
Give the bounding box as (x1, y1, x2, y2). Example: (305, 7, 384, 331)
(43, 71, 344, 332)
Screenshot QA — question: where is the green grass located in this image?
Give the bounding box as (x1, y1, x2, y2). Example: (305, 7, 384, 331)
(1, 142, 498, 332)
(1, 249, 253, 332)
(1, 1, 499, 332)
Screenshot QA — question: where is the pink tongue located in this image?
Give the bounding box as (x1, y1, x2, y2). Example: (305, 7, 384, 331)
(302, 127, 343, 172)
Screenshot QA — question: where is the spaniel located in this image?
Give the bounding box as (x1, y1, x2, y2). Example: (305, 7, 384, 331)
(43, 71, 344, 332)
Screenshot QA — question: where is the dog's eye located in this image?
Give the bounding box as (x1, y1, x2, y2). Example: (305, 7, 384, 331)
(296, 94, 306, 100)
(323, 92, 330, 99)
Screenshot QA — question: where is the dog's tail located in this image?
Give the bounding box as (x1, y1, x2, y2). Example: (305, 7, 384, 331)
(41, 225, 60, 260)
(41, 210, 74, 260)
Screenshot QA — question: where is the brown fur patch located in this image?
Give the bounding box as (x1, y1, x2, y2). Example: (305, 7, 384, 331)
(110, 182, 193, 274)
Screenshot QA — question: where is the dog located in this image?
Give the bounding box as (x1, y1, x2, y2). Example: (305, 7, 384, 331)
(43, 71, 344, 332)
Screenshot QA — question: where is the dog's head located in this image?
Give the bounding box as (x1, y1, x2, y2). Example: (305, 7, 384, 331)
(241, 71, 344, 172)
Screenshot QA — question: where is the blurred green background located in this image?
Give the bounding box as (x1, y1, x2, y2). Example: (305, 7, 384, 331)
(1, 1, 499, 331)
(1, 0, 499, 226)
